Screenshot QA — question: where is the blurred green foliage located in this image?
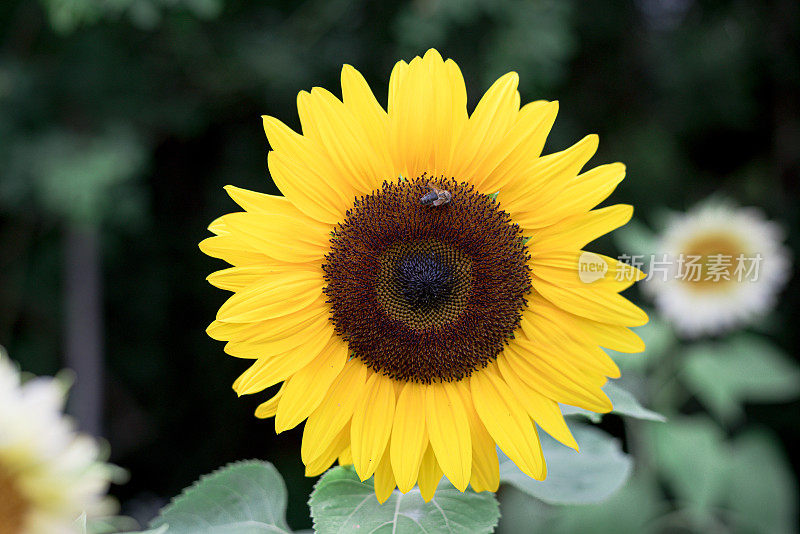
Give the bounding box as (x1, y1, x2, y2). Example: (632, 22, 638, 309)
(1, 0, 798, 531)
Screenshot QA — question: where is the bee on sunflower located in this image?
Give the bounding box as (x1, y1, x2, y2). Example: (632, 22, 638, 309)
(200, 49, 647, 503)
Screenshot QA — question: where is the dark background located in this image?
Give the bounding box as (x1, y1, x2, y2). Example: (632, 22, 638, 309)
(0, 0, 797, 530)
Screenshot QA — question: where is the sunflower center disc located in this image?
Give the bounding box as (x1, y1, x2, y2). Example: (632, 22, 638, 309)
(323, 176, 531, 383)
(396, 252, 452, 309)
(0, 462, 28, 534)
(377, 239, 472, 330)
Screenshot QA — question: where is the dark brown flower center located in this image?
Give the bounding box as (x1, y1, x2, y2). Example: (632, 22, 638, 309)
(322, 176, 531, 383)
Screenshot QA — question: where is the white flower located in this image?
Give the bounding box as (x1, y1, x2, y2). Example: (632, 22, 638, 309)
(644, 198, 791, 337)
(0, 351, 118, 534)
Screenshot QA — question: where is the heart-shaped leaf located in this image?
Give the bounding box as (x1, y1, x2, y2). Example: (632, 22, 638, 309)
(309, 466, 499, 534)
(130, 460, 291, 534)
(499, 424, 632, 505)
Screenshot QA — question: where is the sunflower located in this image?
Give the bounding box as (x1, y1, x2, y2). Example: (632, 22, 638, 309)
(0, 352, 117, 533)
(200, 49, 647, 503)
(645, 198, 790, 337)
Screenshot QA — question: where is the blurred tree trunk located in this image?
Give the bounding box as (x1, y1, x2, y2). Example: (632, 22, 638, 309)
(64, 223, 104, 437)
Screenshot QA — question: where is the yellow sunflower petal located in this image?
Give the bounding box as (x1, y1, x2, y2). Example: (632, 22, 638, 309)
(206, 319, 260, 342)
(338, 446, 353, 466)
(302, 360, 368, 464)
(223, 313, 333, 358)
(217, 211, 328, 264)
(532, 250, 645, 293)
(374, 447, 397, 504)
(223, 186, 332, 228)
(512, 162, 625, 229)
(387, 58, 407, 113)
(473, 100, 559, 193)
(207, 265, 283, 292)
(340, 65, 391, 168)
(530, 204, 633, 251)
(453, 382, 500, 493)
(530, 344, 612, 387)
(502, 134, 598, 215)
(232, 326, 333, 396)
(417, 444, 443, 502)
(223, 185, 282, 214)
(297, 87, 392, 193)
(514, 330, 610, 389)
(306, 423, 350, 477)
(389, 50, 466, 178)
(430, 54, 468, 174)
(528, 294, 644, 356)
(518, 311, 620, 379)
(209, 302, 328, 345)
(530, 300, 645, 353)
(390, 382, 429, 493)
(450, 72, 520, 180)
(263, 116, 355, 224)
(350, 373, 396, 481)
(254, 382, 286, 419)
(425, 381, 472, 492)
(274, 336, 348, 433)
(533, 277, 648, 326)
(441, 58, 469, 169)
(215, 269, 323, 323)
(501, 345, 612, 412)
(496, 357, 578, 450)
(208, 215, 228, 235)
(199, 234, 272, 266)
(388, 56, 430, 178)
(470, 362, 546, 480)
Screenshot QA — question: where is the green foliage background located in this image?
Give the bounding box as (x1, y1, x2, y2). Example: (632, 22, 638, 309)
(1, 0, 798, 531)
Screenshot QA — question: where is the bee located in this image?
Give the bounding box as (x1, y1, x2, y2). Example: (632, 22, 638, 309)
(420, 183, 452, 207)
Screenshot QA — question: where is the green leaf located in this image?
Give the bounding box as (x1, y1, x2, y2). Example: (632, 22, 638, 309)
(560, 405, 602, 423)
(652, 416, 729, 513)
(604, 382, 666, 421)
(499, 424, 632, 505)
(681, 334, 800, 424)
(725, 430, 798, 534)
(495, 487, 555, 533)
(85, 516, 142, 534)
(309, 466, 499, 534)
(547, 471, 666, 534)
(126, 527, 168, 534)
(134, 460, 291, 534)
(562, 382, 665, 422)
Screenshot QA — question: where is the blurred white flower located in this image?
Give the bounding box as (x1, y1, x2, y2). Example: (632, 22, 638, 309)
(0, 351, 119, 533)
(644, 198, 791, 337)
